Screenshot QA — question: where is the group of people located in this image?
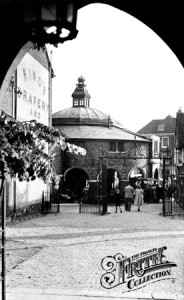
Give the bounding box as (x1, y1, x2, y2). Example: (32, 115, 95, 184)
(144, 183, 163, 203)
(114, 182, 144, 213)
(113, 180, 177, 213)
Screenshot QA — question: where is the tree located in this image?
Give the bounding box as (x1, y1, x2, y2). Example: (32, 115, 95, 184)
(0, 111, 66, 189)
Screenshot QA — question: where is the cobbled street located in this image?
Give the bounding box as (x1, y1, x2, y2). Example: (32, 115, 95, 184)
(3, 203, 184, 299)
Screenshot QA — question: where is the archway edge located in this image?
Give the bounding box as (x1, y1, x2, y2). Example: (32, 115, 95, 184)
(64, 166, 90, 181)
(0, 41, 33, 102)
(76, 1, 184, 67)
(0, 0, 184, 100)
(128, 167, 145, 180)
(107, 167, 121, 179)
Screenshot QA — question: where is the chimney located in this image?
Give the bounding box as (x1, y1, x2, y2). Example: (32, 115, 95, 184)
(178, 106, 182, 113)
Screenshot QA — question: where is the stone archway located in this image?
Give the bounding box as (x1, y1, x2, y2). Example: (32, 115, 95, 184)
(64, 167, 89, 202)
(128, 167, 145, 188)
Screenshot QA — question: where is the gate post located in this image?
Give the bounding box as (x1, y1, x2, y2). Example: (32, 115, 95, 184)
(163, 157, 166, 216)
(102, 164, 108, 215)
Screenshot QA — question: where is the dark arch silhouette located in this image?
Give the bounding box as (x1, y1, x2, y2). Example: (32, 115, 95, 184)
(154, 168, 159, 179)
(0, 1, 184, 95)
(76, 1, 184, 67)
(64, 167, 89, 202)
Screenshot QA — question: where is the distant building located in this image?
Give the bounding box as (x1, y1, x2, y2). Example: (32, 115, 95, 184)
(137, 115, 176, 180)
(52, 76, 153, 203)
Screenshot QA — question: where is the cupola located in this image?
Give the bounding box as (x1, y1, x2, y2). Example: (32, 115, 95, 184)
(71, 76, 91, 108)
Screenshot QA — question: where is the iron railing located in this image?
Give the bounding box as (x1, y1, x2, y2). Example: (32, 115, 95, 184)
(79, 202, 103, 214)
(42, 190, 60, 213)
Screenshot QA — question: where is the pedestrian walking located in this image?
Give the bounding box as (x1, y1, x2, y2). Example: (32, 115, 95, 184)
(114, 189, 122, 213)
(134, 185, 144, 211)
(124, 182, 135, 211)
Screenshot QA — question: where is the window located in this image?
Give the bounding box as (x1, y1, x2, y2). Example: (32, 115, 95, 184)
(154, 140, 159, 155)
(162, 137, 169, 148)
(73, 99, 78, 106)
(110, 141, 116, 152)
(158, 124, 165, 131)
(110, 141, 124, 152)
(118, 141, 124, 152)
(79, 99, 84, 106)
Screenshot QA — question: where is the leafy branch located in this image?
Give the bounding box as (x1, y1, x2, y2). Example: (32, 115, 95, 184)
(0, 111, 66, 189)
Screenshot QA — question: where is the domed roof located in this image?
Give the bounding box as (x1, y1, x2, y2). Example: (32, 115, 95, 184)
(52, 76, 123, 127)
(52, 106, 122, 127)
(52, 76, 150, 143)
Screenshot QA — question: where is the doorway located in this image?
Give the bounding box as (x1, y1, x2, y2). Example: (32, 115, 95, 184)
(64, 167, 89, 202)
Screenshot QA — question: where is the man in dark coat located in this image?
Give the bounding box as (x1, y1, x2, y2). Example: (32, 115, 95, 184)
(124, 183, 135, 211)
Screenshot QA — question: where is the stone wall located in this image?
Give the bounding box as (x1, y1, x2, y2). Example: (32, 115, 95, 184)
(63, 139, 151, 180)
(54, 139, 151, 202)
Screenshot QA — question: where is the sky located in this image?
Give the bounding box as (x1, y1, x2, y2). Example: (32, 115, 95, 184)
(48, 3, 184, 132)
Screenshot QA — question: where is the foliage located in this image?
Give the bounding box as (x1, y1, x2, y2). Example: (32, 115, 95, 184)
(0, 112, 66, 189)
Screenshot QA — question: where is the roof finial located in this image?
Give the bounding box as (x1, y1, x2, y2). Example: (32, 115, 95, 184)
(78, 75, 85, 83)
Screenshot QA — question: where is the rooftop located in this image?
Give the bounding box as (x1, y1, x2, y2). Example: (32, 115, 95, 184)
(137, 115, 176, 135)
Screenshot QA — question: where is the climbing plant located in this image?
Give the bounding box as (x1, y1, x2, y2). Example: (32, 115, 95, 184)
(0, 111, 67, 189)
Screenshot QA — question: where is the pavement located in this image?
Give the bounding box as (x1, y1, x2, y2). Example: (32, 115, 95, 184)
(2, 203, 184, 300)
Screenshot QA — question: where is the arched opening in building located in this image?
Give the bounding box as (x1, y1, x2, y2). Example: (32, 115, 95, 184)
(154, 168, 159, 179)
(128, 167, 145, 189)
(107, 168, 120, 196)
(64, 168, 89, 202)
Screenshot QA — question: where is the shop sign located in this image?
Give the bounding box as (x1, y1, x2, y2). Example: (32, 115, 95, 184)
(16, 53, 49, 125)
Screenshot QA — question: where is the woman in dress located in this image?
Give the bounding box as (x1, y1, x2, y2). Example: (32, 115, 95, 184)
(134, 185, 144, 211)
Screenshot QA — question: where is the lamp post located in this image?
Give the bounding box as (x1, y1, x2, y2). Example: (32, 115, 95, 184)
(0, 158, 7, 300)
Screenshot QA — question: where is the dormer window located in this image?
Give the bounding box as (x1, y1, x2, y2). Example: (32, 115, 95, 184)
(158, 124, 165, 131)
